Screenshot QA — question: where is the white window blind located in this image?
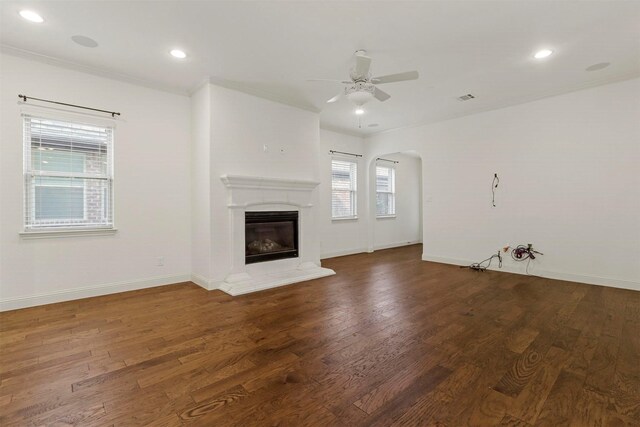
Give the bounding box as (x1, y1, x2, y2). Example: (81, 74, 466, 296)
(23, 114, 114, 231)
(331, 158, 357, 219)
(376, 163, 396, 217)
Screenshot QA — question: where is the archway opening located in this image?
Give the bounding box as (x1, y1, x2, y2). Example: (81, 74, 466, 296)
(369, 151, 423, 255)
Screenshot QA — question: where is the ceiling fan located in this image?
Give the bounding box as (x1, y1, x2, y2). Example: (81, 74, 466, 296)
(308, 50, 419, 106)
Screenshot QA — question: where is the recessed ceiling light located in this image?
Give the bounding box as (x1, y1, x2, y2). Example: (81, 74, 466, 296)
(19, 10, 44, 23)
(355, 108, 364, 115)
(71, 35, 99, 48)
(534, 49, 553, 59)
(170, 49, 187, 59)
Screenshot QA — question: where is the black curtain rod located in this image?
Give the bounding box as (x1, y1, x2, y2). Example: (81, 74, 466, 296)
(18, 94, 121, 118)
(376, 157, 399, 164)
(329, 150, 362, 158)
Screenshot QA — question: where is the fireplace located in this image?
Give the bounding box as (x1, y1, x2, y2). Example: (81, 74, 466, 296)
(245, 211, 299, 264)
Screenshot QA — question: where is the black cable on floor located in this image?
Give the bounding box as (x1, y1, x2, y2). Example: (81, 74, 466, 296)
(461, 251, 502, 272)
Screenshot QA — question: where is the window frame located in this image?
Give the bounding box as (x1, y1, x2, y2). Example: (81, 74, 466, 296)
(376, 162, 396, 218)
(330, 157, 358, 220)
(21, 111, 116, 237)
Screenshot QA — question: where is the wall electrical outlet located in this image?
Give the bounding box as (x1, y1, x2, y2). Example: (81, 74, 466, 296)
(263, 144, 269, 152)
(156, 257, 164, 266)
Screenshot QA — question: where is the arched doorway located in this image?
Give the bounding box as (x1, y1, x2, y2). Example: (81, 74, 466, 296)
(368, 151, 423, 254)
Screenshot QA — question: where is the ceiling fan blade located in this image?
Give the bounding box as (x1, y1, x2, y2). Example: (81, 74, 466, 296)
(371, 70, 419, 84)
(355, 54, 372, 77)
(307, 79, 351, 83)
(374, 87, 391, 102)
(327, 93, 342, 103)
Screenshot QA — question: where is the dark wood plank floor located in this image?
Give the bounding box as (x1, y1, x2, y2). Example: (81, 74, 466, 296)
(1, 245, 639, 426)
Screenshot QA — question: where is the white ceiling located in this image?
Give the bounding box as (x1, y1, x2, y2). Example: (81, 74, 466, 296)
(2, 1, 639, 136)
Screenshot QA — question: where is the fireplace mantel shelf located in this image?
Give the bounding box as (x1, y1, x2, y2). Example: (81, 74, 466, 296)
(220, 175, 320, 191)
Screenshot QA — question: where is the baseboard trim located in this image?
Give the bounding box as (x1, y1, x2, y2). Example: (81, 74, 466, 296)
(422, 254, 640, 292)
(321, 241, 422, 259)
(0, 274, 191, 312)
(374, 240, 422, 251)
(190, 273, 213, 290)
(320, 247, 368, 259)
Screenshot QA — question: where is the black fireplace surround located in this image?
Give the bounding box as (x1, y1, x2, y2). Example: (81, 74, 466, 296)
(245, 211, 299, 264)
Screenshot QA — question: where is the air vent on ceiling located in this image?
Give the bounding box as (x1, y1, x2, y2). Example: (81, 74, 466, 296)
(457, 93, 476, 101)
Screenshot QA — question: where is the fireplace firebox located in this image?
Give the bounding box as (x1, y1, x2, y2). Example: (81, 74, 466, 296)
(245, 211, 299, 264)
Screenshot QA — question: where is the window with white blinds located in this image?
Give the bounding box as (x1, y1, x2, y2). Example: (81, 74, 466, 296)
(23, 114, 114, 231)
(376, 163, 396, 217)
(331, 158, 358, 219)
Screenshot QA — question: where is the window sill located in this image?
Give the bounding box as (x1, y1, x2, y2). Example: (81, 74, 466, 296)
(332, 216, 358, 222)
(20, 228, 118, 239)
(376, 215, 397, 220)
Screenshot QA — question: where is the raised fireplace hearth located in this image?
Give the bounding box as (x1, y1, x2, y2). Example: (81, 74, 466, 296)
(245, 211, 298, 264)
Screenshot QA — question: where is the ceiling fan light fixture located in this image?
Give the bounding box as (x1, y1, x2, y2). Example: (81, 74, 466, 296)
(355, 108, 365, 115)
(345, 82, 375, 105)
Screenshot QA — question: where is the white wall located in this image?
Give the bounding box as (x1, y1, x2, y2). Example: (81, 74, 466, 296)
(190, 84, 211, 285)
(366, 77, 640, 290)
(0, 53, 192, 310)
(206, 84, 322, 285)
(372, 153, 422, 250)
(318, 129, 369, 258)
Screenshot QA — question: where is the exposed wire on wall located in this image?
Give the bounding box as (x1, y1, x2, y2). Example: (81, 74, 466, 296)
(462, 244, 544, 276)
(510, 244, 544, 275)
(492, 173, 500, 207)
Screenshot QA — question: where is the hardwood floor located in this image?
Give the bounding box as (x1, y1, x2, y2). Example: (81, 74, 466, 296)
(1, 244, 639, 426)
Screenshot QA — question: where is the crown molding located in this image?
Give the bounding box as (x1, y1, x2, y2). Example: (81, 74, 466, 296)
(366, 72, 640, 139)
(1, 44, 189, 97)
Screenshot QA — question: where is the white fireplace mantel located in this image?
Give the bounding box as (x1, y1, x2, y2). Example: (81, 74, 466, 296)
(220, 174, 321, 208)
(217, 174, 335, 296)
(221, 174, 320, 192)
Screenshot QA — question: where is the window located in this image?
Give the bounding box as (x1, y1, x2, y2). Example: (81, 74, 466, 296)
(23, 114, 114, 232)
(331, 158, 357, 219)
(376, 163, 396, 217)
